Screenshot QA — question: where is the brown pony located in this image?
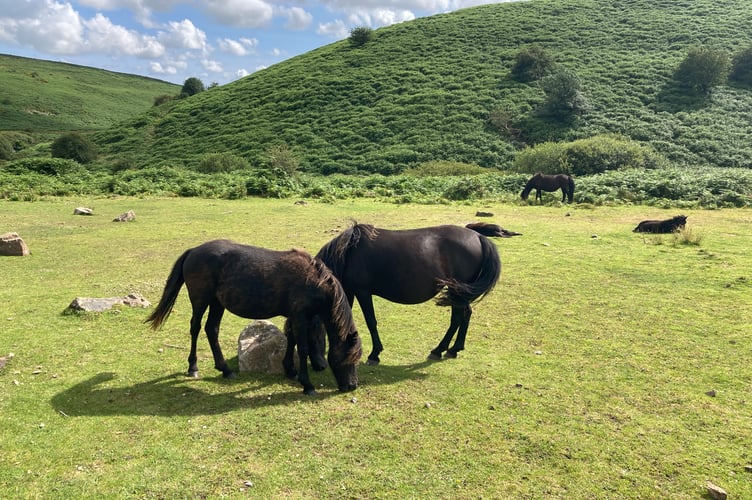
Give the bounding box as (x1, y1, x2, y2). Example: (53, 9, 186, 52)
(145, 240, 361, 395)
(521, 173, 575, 203)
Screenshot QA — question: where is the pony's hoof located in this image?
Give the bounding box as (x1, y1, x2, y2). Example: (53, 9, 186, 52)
(284, 370, 298, 380)
(427, 352, 442, 361)
(222, 371, 237, 379)
(366, 358, 380, 366)
(443, 351, 458, 359)
(186, 370, 199, 378)
(303, 388, 318, 396)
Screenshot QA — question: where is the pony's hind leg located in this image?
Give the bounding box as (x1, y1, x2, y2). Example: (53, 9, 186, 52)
(357, 293, 384, 365)
(428, 306, 462, 360)
(187, 305, 206, 378)
(204, 302, 234, 378)
(445, 305, 472, 358)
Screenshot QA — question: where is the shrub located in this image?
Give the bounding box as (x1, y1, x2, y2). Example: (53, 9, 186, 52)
(540, 69, 589, 119)
(154, 94, 174, 106)
(180, 77, 205, 97)
(349, 26, 373, 47)
(674, 47, 730, 95)
(262, 144, 299, 177)
(51, 133, 98, 164)
(510, 45, 556, 82)
(2, 157, 85, 176)
(513, 135, 668, 176)
(405, 161, 489, 177)
(196, 152, 250, 174)
(729, 46, 752, 86)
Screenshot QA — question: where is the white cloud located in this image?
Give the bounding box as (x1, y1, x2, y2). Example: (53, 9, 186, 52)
(150, 61, 176, 74)
(84, 13, 163, 57)
(202, 58, 222, 72)
(316, 19, 349, 39)
(4, 1, 85, 54)
(218, 37, 257, 56)
(281, 7, 313, 30)
(236, 68, 250, 79)
(158, 19, 207, 51)
(203, 0, 274, 28)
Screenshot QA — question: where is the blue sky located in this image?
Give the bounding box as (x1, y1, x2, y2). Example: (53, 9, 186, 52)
(0, 0, 520, 86)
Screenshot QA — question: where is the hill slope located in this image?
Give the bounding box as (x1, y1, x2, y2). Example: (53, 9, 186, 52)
(0, 54, 179, 131)
(96, 0, 752, 174)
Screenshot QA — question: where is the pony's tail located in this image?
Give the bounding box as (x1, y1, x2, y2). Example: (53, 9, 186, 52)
(436, 236, 501, 307)
(568, 176, 575, 203)
(144, 249, 190, 330)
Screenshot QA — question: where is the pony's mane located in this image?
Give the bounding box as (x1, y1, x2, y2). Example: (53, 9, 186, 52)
(308, 255, 357, 343)
(316, 221, 377, 277)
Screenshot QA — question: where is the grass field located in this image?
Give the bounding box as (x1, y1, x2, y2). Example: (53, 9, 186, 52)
(1, 197, 750, 498)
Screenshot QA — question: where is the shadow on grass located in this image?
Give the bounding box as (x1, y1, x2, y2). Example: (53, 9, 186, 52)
(50, 359, 434, 417)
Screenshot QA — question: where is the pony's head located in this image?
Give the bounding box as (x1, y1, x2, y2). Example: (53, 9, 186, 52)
(312, 258, 361, 391)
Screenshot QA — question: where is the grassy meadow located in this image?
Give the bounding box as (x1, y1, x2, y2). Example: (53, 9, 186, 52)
(1, 197, 750, 498)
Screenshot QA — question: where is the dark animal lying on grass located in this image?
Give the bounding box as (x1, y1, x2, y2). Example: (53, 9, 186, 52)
(145, 239, 361, 395)
(465, 222, 522, 238)
(633, 215, 687, 234)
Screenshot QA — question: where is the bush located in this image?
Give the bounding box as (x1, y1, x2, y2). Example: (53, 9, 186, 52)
(513, 135, 668, 176)
(154, 94, 175, 106)
(510, 45, 556, 82)
(196, 152, 250, 174)
(51, 133, 98, 164)
(730, 46, 752, 86)
(674, 47, 730, 95)
(540, 69, 589, 119)
(349, 26, 373, 47)
(180, 77, 205, 97)
(2, 157, 85, 176)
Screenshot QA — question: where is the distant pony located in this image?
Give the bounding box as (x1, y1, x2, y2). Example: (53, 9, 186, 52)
(521, 173, 575, 203)
(633, 215, 687, 234)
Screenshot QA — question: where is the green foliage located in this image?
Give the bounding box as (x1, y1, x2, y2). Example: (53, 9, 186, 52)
(196, 152, 250, 174)
(510, 45, 556, 82)
(404, 160, 490, 176)
(3, 157, 85, 176)
(0, 54, 178, 132)
(729, 45, 752, 86)
(153, 94, 174, 106)
(349, 26, 374, 47)
(674, 46, 730, 95)
(262, 144, 299, 177)
(539, 69, 589, 119)
(0, 132, 33, 160)
(51, 132, 98, 164)
(180, 77, 205, 97)
(514, 135, 667, 176)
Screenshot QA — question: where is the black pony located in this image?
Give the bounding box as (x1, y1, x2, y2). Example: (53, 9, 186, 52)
(633, 215, 687, 234)
(145, 239, 361, 395)
(311, 223, 502, 365)
(521, 173, 575, 203)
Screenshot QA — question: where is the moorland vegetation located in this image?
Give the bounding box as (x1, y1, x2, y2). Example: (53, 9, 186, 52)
(2, 0, 752, 206)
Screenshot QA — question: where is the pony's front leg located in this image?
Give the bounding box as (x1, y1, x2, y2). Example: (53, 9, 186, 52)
(282, 318, 297, 379)
(291, 317, 317, 395)
(356, 293, 383, 365)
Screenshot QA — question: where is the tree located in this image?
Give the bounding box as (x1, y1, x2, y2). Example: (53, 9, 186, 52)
(510, 45, 555, 82)
(349, 26, 373, 47)
(540, 69, 589, 119)
(180, 77, 205, 97)
(674, 47, 729, 95)
(50, 133, 98, 164)
(730, 46, 752, 86)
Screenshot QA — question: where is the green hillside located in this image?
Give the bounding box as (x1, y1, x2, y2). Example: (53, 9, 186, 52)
(95, 0, 752, 174)
(0, 54, 179, 131)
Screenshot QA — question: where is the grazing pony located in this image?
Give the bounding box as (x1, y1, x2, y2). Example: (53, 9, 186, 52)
(310, 223, 501, 365)
(145, 240, 361, 395)
(521, 173, 575, 203)
(633, 215, 687, 234)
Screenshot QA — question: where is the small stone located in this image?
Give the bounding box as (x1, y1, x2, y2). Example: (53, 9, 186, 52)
(534, 351, 542, 355)
(475, 211, 494, 217)
(38, 423, 45, 428)
(424, 402, 432, 409)
(244, 481, 253, 487)
(73, 207, 93, 215)
(744, 465, 752, 472)
(350, 397, 357, 404)
(705, 390, 717, 397)
(591, 234, 598, 239)
(706, 481, 727, 500)
(514, 383, 523, 388)
(542, 243, 550, 247)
